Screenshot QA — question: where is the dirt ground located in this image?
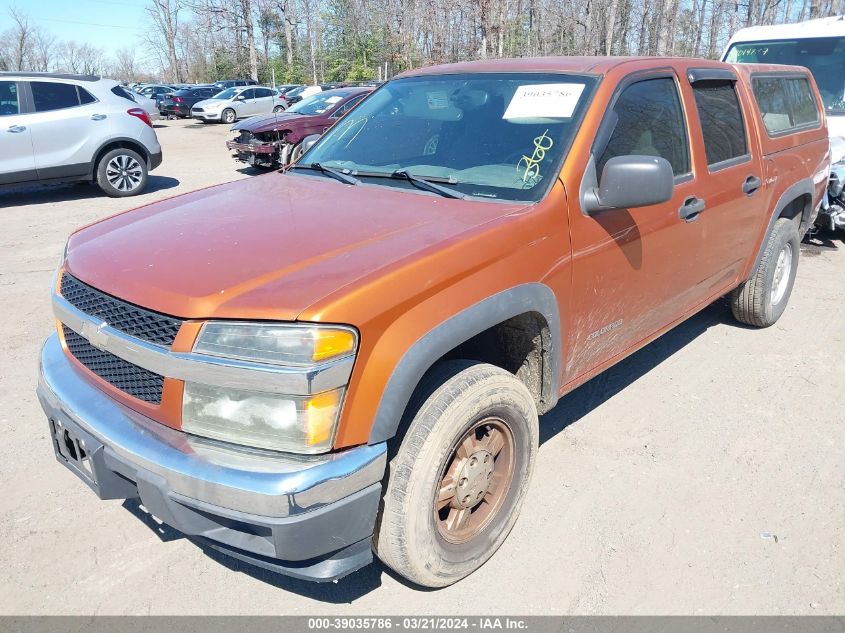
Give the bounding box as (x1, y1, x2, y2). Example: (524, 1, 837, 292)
(0, 119, 843, 615)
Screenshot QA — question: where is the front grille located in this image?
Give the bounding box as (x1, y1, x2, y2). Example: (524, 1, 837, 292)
(60, 273, 182, 346)
(63, 326, 164, 404)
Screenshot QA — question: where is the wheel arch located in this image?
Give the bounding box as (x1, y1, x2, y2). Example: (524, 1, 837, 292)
(89, 138, 151, 180)
(746, 177, 814, 279)
(367, 283, 561, 445)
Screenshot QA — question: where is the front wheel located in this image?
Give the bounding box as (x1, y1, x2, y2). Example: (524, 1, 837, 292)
(221, 108, 236, 124)
(731, 217, 800, 327)
(374, 361, 538, 588)
(96, 148, 148, 197)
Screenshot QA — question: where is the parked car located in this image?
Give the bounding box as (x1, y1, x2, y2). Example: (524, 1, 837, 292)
(226, 87, 372, 168)
(283, 84, 328, 105)
(275, 83, 303, 96)
(159, 85, 217, 118)
(191, 86, 286, 124)
(39, 57, 827, 588)
(723, 16, 845, 231)
(724, 17, 845, 138)
(134, 84, 177, 100)
(1, 72, 162, 196)
(212, 79, 258, 91)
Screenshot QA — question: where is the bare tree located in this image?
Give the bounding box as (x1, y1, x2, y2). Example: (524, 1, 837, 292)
(147, 0, 184, 81)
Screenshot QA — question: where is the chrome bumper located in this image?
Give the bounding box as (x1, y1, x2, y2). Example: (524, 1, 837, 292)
(37, 333, 386, 579)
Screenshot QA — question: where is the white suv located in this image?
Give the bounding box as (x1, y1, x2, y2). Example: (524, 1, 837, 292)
(1, 73, 163, 197)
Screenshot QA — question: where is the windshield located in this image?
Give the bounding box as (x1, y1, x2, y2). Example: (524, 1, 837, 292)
(725, 36, 845, 112)
(213, 87, 239, 100)
(288, 92, 348, 115)
(302, 73, 596, 202)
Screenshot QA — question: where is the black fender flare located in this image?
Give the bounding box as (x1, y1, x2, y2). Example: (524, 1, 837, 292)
(367, 283, 561, 444)
(747, 177, 814, 278)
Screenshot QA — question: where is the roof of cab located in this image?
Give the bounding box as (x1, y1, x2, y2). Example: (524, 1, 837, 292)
(398, 56, 734, 78)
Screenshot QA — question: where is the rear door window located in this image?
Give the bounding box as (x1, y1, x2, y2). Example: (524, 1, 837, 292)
(31, 82, 83, 112)
(0, 81, 21, 116)
(691, 80, 748, 167)
(752, 75, 820, 134)
(598, 77, 690, 177)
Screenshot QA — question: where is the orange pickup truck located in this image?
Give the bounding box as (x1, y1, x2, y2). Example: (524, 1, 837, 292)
(38, 57, 829, 588)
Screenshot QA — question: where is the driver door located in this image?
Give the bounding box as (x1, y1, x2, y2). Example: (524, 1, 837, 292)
(563, 72, 704, 381)
(237, 88, 258, 116)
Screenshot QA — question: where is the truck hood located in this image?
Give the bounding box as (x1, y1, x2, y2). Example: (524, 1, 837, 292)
(65, 173, 528, 321)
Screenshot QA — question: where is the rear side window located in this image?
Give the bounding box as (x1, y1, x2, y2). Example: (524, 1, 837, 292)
(752, 75, 820, 134)
(598, 77, 690, 177)
(255, 88, 274, 98)
(31, 82, 94, 112)
(78, 88, 97, 105)
(0, 81, 20, 116)
(691, 80, 748, 167)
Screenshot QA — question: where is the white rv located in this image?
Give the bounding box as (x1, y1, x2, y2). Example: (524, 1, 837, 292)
(723, 16, 845, 138)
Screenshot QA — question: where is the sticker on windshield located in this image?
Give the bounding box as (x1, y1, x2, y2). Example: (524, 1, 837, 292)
(503, 84, 585, 120)
(517, 130, 554, 184)
(325, 96, 343, 104)
(427, 92, 449, 110)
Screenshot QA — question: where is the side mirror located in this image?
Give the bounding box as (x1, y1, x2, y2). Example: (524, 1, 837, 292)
(235, 95, 245, 101)
(583, 155, 674, 213)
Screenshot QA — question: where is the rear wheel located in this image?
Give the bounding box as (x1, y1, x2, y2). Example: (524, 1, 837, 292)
(273, 105, 284, 113)
(374, 361, 538, 587)
(731, 217, 800, 327)
(96, 148, 147, 197)
(221, 108, 236, 124)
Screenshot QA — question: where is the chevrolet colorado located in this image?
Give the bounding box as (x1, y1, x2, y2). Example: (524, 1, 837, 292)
(38, 57, 829, 588)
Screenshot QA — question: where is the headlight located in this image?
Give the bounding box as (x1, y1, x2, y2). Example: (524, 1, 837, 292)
(182, 382, 343, 453)
(184, 322, 357, 453)
(194, 322, 356, 365)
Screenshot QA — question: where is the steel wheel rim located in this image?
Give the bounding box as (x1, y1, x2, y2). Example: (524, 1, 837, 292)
(771, 242, 793, 305)
(105, 155, 143, 192)
(434, 417, 515, 544)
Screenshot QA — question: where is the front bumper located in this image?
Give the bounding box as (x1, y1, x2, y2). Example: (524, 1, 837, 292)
(36, 333, 386, 582)
(226, 140, 278, 155)
(191, 110, 221, 121)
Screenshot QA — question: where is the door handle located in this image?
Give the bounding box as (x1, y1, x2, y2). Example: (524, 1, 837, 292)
(90, 114, 107, 121)
(679, 196, 705, 222)
(742, 175, 762, 195)
(7, 125, 26, 133)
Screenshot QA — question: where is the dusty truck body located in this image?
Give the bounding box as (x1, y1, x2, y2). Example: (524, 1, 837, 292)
(38, 57, 828, 587)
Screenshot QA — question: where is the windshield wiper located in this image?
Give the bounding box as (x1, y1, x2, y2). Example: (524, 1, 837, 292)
(291, 162, 360, 185)
(388, 170, 466, 199)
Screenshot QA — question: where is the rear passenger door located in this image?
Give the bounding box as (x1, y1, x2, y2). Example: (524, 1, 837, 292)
(0, 80, 36, 184)
(682, 69, 765, 300)
(26, 81, 110, 179)
(253, 87, 276, 114)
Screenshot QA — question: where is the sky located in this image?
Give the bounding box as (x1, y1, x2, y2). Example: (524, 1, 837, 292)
(0, 0, 152, 60)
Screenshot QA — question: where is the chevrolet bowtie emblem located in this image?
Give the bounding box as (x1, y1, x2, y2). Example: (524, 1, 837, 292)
(80, 320, 109, 350)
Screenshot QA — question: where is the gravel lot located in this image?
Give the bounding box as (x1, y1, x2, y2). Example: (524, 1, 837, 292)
(1, 118, 843, 615)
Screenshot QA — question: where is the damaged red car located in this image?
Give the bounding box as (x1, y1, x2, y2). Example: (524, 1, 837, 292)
(225, 86, 372, 168)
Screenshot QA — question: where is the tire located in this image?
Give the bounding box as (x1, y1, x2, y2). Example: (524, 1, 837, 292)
(96, 148, 148, 197)
(221, 108, 236, 124)
(273, 105, 284, 113)
(374, 361, 539, 588)
(288, 142, 304, 165)
(731, 217, 800, 327)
